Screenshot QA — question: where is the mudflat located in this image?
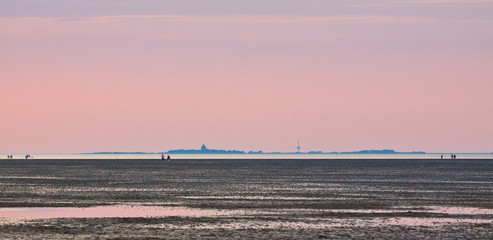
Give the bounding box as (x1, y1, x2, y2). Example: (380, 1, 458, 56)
(0, 158, 492, 239)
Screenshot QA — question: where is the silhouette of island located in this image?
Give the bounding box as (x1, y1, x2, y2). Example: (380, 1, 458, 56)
(167, 144, 245, 154)
(336, 149, 426, 154)
(83, 147, 426, 155)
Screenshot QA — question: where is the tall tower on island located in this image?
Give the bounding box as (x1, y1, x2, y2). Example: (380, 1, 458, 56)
(297, 140, 301, 153)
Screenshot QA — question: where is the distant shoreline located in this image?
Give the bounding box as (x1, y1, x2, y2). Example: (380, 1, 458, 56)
(5, 153, 493, 160)
(82, 149, 427, 155)
(4, 158, 493, 161)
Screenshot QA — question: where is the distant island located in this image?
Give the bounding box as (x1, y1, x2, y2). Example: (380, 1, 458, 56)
(83, 145, 425, 155)
(167, 144, 245, 154)
(336, 149, 426, 154)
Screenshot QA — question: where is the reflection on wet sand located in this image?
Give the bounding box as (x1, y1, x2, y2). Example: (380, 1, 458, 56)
(1, 204, 492, 229)
(0, 205, 245, 219)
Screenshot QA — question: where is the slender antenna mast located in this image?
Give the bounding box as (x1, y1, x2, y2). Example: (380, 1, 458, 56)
(297, 140, 301, 153)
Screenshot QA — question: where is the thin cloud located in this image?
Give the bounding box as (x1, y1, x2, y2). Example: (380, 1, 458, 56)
(350, 0, 493, 7)
(83, 14, 431, 25)
(56, 17, 99, 22)
(411, 0, 493, 3)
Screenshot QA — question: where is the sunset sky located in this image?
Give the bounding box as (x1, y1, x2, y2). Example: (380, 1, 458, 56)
(1, 1, 492, 154)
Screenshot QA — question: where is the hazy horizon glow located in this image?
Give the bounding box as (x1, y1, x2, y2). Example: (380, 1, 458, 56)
(1, 1, 493, 154)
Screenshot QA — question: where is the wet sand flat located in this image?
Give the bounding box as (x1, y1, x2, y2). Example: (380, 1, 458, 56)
(0, 158, 492, 239)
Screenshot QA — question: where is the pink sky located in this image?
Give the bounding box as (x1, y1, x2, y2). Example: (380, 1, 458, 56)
(1, 1, 493, 153)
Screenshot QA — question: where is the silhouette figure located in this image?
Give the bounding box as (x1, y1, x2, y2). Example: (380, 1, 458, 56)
(161, 153, 165, 161)
(167, 155, 171, 161)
